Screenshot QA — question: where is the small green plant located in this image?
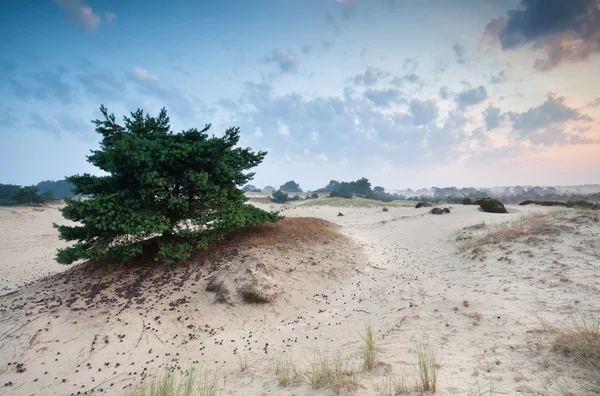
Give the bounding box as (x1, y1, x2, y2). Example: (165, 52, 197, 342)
(360, 322, 376, 371)
(127, 366, 219, 396)
(467, 380, 496, 396)
(416, 343, 440, 393)
(275, 353, 298, 387)
(238, 353, 248, 372)
(304, 351, 360, 393)
(379, 368, 410, 395)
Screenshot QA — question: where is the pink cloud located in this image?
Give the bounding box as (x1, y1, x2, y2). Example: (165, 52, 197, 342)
(55, 0, 100, 30)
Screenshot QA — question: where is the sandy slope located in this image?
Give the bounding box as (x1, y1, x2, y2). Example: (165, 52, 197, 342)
(0, 200, 598, 395)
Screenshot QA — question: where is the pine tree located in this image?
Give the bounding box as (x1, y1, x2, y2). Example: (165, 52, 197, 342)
(55, 106, 282, 265)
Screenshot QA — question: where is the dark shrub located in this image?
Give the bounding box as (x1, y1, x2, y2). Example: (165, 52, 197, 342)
(271, 189, 290, 203)
(479, 198, 508, 213)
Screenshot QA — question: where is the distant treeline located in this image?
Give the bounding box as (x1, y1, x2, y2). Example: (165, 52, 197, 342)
(0, 179, 76, 206)
(410, 186, 600, 204)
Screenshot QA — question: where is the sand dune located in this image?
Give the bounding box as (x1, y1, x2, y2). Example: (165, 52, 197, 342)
(0, 200, 598, 395)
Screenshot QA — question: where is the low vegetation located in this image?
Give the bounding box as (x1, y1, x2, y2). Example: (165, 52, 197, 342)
(416, 343, 440, 393)
(361, 322, 376, 371)
(478, 197, 508, 213)
(126, 366, 219, 396)
(519, 199, 599, 210)
(537, 314, 600, 392)
(301, 197, 415, 208)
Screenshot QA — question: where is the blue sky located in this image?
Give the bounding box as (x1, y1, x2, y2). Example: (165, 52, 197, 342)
(1, 0, 599, 190)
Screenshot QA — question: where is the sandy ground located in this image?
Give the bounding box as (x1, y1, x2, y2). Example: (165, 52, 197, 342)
(0, 199, 599, 395)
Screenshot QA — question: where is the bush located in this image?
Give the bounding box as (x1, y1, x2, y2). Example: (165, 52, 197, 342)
(291, 194, 301, 201)
(280, 181, 302, 193)
(478, 198, 508, 213)
(271, 189, 290, 203)
(311, 192, 319, 199)
(54, 106, 282, 266)
(330, 189, 352, 199)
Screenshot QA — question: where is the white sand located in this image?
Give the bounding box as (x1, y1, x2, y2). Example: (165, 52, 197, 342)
(0, 200, 598, 395)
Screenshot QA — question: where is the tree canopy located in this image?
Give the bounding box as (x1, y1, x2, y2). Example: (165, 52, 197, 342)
(280, 180, 302, 192)
(0, 184, 55, 206)
(54, 106, 281, 266)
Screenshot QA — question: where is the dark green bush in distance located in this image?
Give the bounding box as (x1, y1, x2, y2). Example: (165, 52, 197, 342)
(479, 198, 508, 213)
(280, 181, 302, 192)
(271, 189, 290, 203)
(311, 192, 319, 199)
(54, 106, 282, 266)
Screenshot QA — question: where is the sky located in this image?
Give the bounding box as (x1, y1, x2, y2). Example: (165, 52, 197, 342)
(1, 0, 599, 191)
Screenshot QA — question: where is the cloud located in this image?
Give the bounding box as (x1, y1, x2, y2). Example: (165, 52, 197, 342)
(301, 45, 312, 55)
(127, 67, 212, 121)
(409, 99, 439, 125)
(453, 43, 466, 63)
(350, 67, 390, 86)
(0, 107, 18, 127)
(483, 105, 504, 130)
(455, 85, 488, 109)
(104, 12, 116, 23)
(76, 60, 124, 101)
(439, 86, 450, 100)
(403, 57, 418, 73)
(363, 88, 402, 108)
(484, 0, 600, 70)
(490, 70, 507, 85)
(392, 73, 423, 90)
(588, 97, 600, 107)
(131, 66, 159, 83)
(506, 93, 594, 145)
(217, 81, 473, 169)
(55, 0, 100, 30)
(265, 49, 298, 73)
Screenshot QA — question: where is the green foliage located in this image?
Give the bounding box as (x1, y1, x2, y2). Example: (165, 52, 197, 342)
(280, 180, 302, 192)
(0, 184, 22, 206)
(271, 189, 290, 203)
(478, 198, 508, 214)
(329, 188, 353, 199)
(0, 184, 55, 206)
(36, 179, 76, 199)
(291, 194, 301, 201)
(311, 192, 319, 199)
(54, 106, 281, 266)
(242, 184, 262, 192)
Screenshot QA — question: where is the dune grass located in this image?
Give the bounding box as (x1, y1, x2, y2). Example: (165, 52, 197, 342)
(416, 343, 440, 393)
(304, 350, 361, 394)
(126, 366, 219, 396)
(379, 368, 410, 395)
(275, 352, 300, 387)
(299, 197, 417, 208)
(537, 313, 600, 392)
(360, 322, 376, 371)
(467, 380, 496, 396)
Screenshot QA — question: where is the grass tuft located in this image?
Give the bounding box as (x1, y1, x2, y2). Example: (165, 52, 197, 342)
(127, 366, 219, 396)
(467, 380, 496, 396)
(415, 343, 440, 393)
(304, 350, 361, 393)
(360, 322, 376, 371)
(275, 353, 299, 387)
(537, 313, 600, 392)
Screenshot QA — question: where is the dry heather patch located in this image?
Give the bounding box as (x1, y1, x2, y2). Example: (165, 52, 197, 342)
(458, 212, 574, 257)
(535, 314, 600, 393)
